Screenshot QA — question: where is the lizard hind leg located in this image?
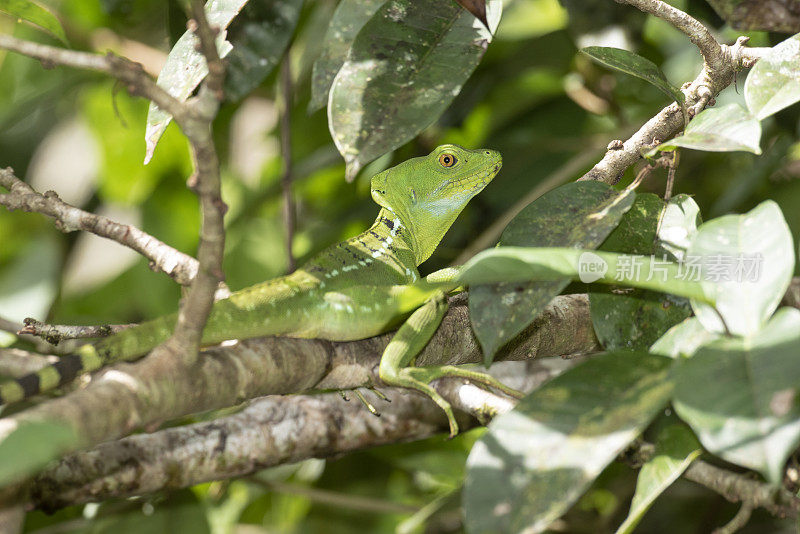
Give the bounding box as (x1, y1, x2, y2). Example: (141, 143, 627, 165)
(378, 293, 523, 438)
(378, 293, 461, 436)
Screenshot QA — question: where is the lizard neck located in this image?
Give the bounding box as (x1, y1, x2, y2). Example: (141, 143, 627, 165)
(299, 208, 419, 286)
(346, 207, 419, 280)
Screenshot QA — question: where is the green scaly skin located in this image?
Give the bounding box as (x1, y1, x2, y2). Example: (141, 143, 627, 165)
(0, 145, 520, 435)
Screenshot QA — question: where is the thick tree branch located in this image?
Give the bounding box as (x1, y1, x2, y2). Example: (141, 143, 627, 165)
(30, 359, 573, 509)
(30, 390, 455, 509)
(0, 294, 597, 483)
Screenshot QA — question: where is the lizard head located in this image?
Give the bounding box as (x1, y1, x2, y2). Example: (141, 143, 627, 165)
(370, 144, 502, 264)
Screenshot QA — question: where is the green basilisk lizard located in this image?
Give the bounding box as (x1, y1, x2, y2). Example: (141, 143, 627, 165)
(0, 145, 520, 435)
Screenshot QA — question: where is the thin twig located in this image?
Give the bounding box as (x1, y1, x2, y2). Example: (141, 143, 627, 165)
(0, 34, 192, 124)
(664, 150, 679, 201)
(189, 0, 224, 100)
(163, 2, 228, 360)
(615, 0, 722, 70)
(280, 57, 297, 273)
(683, 461, 799, 519)
(0, 170, 200, 286)
(18, 319, 135, 345)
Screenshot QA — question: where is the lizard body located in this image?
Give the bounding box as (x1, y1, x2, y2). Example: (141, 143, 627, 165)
(0, 145, 517, 434)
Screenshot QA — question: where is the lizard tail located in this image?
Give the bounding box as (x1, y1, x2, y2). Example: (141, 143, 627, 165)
(0, 345, 104, 405)
(0, 315, 175, 406)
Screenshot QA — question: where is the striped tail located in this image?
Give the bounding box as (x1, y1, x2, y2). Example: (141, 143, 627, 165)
(0, 316, 175, 406)
(0, 344, 105, 405)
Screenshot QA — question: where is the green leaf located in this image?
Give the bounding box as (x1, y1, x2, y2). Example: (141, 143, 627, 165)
(0, 420, 77, 487)
(656, 194, 701, 262)
(144, 0, 249, 164)
(456, 248, 715, 305)
(470, 182, 635, 364)
(600, 193, 664, 256)
(688, 200, 795, 336)
(328, 0, 501, 180)
(745, 32, 800, 120)
(615, 424, 701, 534)
(0, 0, 67, 44)
(652, 104, 762, 155)
(309, 0, 385, 113)
(580, 46, 684, 104)
(649, 317, 719, 358)
(223, 0, 303, 102)
(590, 289, 691, 350)
(673, 308, 800, 483)
(464, 351, 673, 534)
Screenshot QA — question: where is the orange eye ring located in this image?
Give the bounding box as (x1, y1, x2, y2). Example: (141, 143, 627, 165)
(438, 153, 457, 167)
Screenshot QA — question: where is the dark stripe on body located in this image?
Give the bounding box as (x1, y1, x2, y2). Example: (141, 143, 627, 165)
(15, 353, 85, 399)
(16, 372, 40, 398)
(53, 354, 87, 384)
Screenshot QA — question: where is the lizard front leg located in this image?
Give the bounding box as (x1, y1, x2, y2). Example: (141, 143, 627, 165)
(378, 292, 522, 437)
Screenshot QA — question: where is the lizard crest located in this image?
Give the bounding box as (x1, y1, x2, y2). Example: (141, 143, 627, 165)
(370, 144, 502, 264)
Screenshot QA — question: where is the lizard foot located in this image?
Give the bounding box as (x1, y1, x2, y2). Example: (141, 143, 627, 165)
(380, 366, 460, 437)
(400, 365, 524, 437)
(406, 365, 524, 400)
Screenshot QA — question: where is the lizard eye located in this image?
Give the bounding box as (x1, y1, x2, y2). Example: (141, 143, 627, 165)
(438, 153, 457, 168)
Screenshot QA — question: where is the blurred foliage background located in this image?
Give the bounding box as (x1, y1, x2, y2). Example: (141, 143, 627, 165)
(1, 0, 799, 532)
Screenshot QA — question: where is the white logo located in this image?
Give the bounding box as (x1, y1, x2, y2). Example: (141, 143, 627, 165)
(578, 252, 608, 283)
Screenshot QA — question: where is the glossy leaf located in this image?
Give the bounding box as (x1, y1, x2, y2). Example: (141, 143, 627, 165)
(599, 193, 664, 256)
(309, 0, 385, 112)
(615, 425, 701, 534)
(0, 0, 67, 43)
(591, 289, 690, 350)
(464, 351, 673, 534)
(144, 0, 248, 164)
(470, 182, 635, 363)
(688, 200, 794, 336)
(0, 421, 77, 487)
(223, 0, 303, 102)
(745, 33, 800, 120)
(652, 104, 762, 155)
(649, 317, 719, 358)
(457, 248, 715, 305)
(328, 0, 501, 180)
(580, 46, 684, 104)
(673, 308, 800, 483)
(656, 194, 701, 262)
